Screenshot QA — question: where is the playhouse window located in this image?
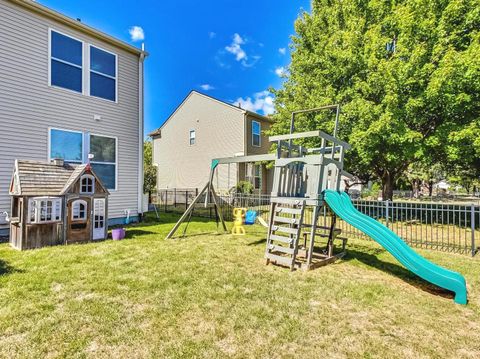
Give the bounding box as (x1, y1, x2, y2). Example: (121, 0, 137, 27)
(252, 120, 261, 147)
(28, 197, 62, 224)
(80, 175, 95, 194)
(72, 200, 87, 221)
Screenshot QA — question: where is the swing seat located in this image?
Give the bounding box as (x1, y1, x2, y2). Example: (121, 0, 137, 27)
(245, 210, 257, 225)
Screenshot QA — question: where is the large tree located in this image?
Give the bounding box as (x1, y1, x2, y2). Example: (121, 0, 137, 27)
(271, 0, 480, 199)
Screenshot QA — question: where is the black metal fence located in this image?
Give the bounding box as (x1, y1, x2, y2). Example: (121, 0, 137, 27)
(153, 190, 478, 256)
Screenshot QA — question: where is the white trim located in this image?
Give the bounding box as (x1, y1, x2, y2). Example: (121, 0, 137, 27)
(138, 53, 145, 215)
(189, 129, 196, 146)
(47, 127, 84, 163)
(48, 28, 84, 94)
(93, 198, 106, 240)
(80, 174, 95, 194)
(88, 44, 118, 103)
(71, 199, 88, 221)
(89, 132, 118, 192)
(252, 120, 261, 148)
(28, 197, 62, 224)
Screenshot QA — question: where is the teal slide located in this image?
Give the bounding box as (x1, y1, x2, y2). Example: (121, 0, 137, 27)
(323, 190, 467, 305)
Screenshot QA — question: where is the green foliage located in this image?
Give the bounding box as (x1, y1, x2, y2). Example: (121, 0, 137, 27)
(143, 140, 156, 196)
(234, 181, 254, 195)
(271, 0, 480, 199)
(361, 182, 381, 199)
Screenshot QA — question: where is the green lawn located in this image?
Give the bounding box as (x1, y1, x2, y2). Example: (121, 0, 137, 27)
(1, 213, 479, 358)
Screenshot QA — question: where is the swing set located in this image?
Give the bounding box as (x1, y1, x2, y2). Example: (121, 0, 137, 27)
(166, 104, 353, 270)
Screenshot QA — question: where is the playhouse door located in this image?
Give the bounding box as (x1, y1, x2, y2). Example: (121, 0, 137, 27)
(93, 199, 106, 240)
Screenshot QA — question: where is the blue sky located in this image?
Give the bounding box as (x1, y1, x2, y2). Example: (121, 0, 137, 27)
(38, 0, 311, 135)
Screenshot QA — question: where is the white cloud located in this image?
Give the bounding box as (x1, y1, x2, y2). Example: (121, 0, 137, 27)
(279, 47, 286, 55)
(129, 26, 145, 42)
(200, 84, 215, 91)
(234, 91, 275, 115)
(209, 31, 216, 39)
(275, 66, 286, 77)
(222, 33, 261, 68)
(226, 33, 247, 61)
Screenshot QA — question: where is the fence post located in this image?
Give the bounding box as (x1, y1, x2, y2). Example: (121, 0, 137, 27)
(174, 188, 177, 207)
(164, 189, 168, 213)
(471, 203, 476, 257)
(185, 190, 188, 211)
(385, 200, 390, 228)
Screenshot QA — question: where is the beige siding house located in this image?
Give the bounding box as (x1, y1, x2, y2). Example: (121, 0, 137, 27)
(150, 91, 273, 194)
(0, 0, 147, 234)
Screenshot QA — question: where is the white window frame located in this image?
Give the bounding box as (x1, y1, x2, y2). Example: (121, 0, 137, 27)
(48, 127, 84, 164)
(48, 28, 85, 95)
(28, 197, 62, 224)
(90, 133, 118, 192)
(71, 199, 88, 221)
(189, 130, 196, 146)
(254, 164, 261, 190)
(47, 128, 118, 192)
(80, 174, 95, 194)
(88, 44, 118, 103)
(252, 120, 261, 148)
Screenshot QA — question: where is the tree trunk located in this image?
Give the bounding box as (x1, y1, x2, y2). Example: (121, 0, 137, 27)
(381, 172, 395, 201)
(428, 181, 433, 197)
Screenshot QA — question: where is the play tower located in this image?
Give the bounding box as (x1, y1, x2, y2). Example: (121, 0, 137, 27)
(167, 105, 353, 270)
(166, 105, 467, 304)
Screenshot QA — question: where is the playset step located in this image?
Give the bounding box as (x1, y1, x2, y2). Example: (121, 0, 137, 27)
(265, 200, 306, 270)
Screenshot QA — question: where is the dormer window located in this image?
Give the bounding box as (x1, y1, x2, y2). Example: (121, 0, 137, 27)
(72, 200, 87, 221)
(80, 175, 95, 194)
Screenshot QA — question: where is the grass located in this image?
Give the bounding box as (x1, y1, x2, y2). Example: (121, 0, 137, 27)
(1, 213, 480, 358)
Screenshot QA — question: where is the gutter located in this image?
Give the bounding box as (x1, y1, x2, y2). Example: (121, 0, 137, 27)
(137, 45, 146, 217)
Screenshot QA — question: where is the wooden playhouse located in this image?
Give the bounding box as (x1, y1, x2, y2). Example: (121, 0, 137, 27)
(8, 159, 109, 250)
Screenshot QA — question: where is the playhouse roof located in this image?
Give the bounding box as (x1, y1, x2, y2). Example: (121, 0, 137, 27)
(10, 160, 108, 196)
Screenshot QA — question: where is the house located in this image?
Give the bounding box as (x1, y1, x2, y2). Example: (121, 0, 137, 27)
(0, 0, 147, 236)
(9, 159, 109, 250)
(149, 91, 274, 194)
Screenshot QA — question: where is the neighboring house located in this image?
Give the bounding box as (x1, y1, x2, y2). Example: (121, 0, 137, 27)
(0, 0, 147, 235)
(149, 91, 273, 194)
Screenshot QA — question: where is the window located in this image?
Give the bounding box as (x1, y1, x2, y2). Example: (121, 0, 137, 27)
(189, 130, 196, 145)
(50, 30, 83, 93)
(48, 129, 117, 191)
(28, 197, 62, 223)
(80, 175, 95, 194)
(252, 121, 261, 147)
(89, 46, 117, 101)
(72, 200, 87, 221)
(254, 165, 261, 189)
(90, 134, 117, 190)
(49, 129, 83, 163)
(246, 163, 261, 190)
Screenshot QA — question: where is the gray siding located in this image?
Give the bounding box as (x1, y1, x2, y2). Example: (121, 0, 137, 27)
(0, 0, 141, 230)
(153, 92, 245, 192)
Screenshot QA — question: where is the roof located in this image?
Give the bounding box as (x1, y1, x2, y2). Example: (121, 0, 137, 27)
(8, 0, 148, 57)
(11, 160, 108, 196)
(148, 90, 273, 137)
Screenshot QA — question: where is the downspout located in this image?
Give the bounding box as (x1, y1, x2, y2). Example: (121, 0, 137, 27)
(137, 45, 146, 220)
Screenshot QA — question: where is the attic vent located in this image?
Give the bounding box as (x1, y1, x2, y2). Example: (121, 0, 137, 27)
(51, 158, 64, 167)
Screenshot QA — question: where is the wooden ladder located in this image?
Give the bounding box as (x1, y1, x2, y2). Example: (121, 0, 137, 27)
(265, 198, 306, 270)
